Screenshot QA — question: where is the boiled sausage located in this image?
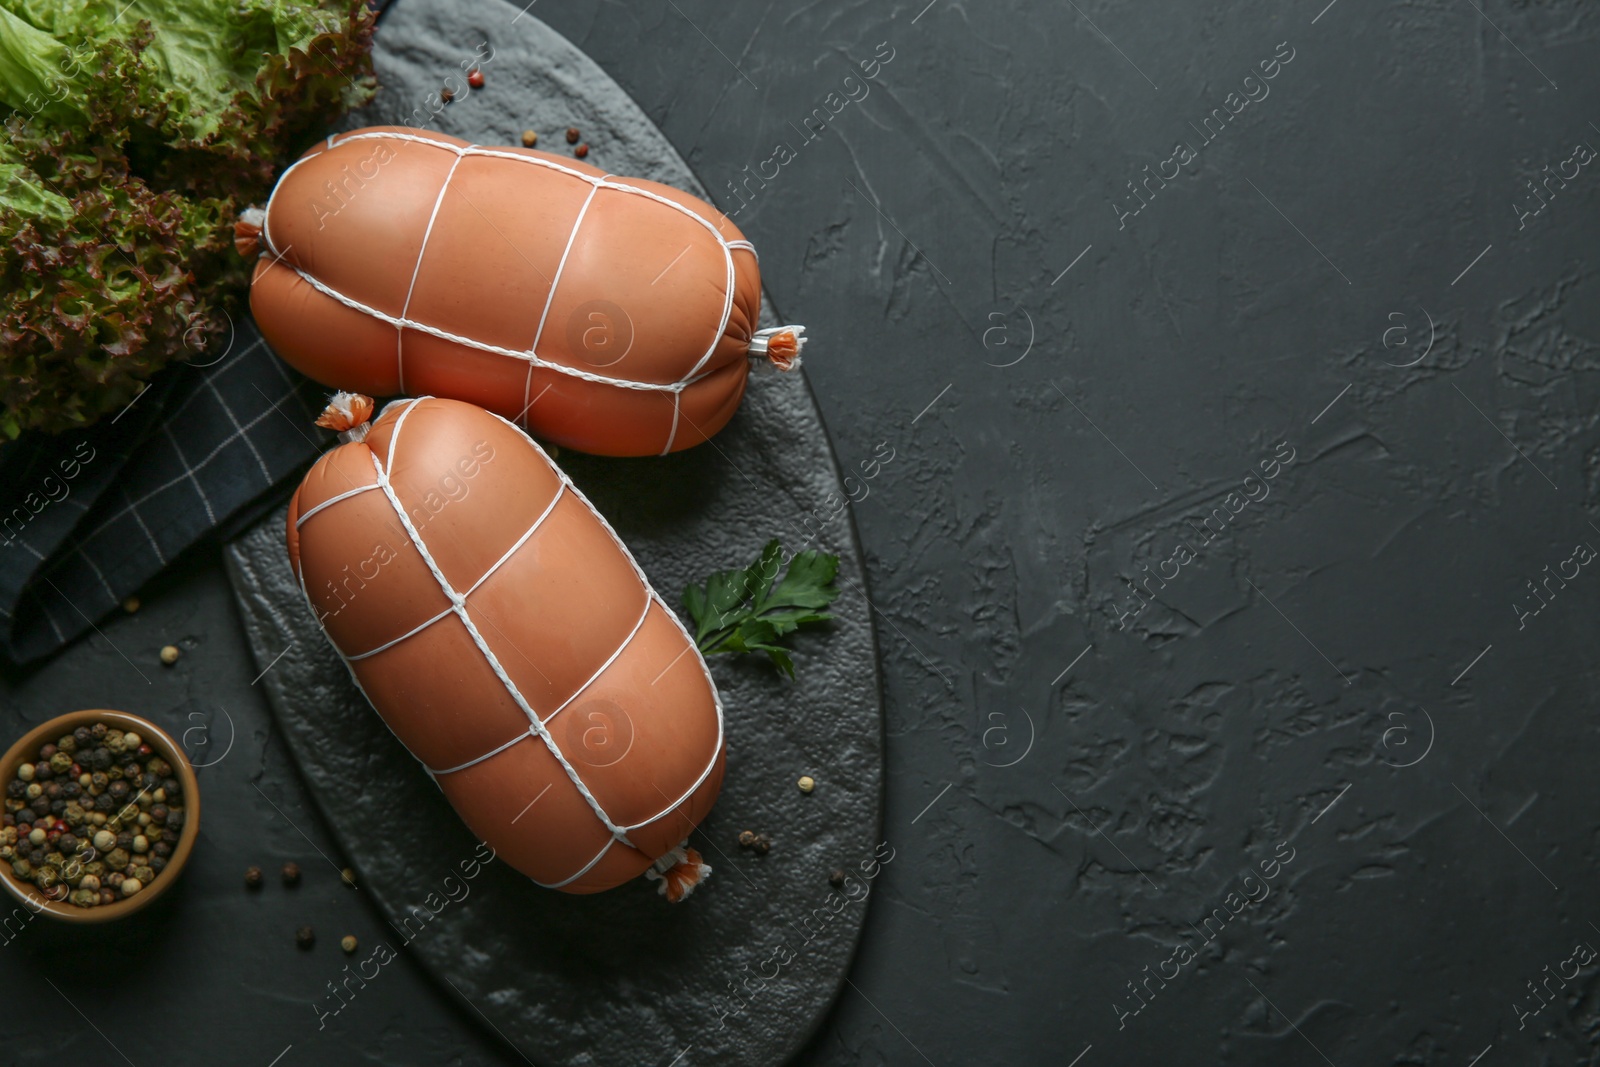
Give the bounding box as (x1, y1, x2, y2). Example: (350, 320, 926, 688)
(244, 126, 803, 457)
(285, 393, 724, 896)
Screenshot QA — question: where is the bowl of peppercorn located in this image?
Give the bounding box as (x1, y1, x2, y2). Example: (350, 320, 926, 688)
(0, 709, 200, 923)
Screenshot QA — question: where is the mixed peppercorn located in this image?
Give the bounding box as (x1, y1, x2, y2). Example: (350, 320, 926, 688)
(1, 723, 187, 908)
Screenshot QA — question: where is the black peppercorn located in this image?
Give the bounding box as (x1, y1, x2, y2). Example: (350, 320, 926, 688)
(89, 724, 107, 741)
(140, 772, 158, 791)
(149, 804, 168, 824)
(6, 781, 24, 799)
(58, 834, 78, 855)
(150, 855, 167, 873)
(829, 868, 846, 888)
(49, 800, 66, 816)
(32, 763, 52, 781)
(115, 832, 134, 852)
(166, 809, 185, 829)
(245, 865, 263, 888)
(73, 727, 92, 747)
(296, 926, 315, 949)
(90, 748, 111, 771)
(152, 841, 172, 859)
(121, 763, 140, 781)
(282, 862, 301, 886)
(94, 793, 115, 812)
(752, 835, 771, 855)
(38, 744, 56, 761)
(30, 798, 49, 817)
(163, 778, 181, 799)
(60, 783, 79, 799)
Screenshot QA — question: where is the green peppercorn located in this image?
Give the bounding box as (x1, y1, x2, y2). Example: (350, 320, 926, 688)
(11, 859, 30, 879)
(57, 735, 76, 755)
(132, 865, 153, 884)
(106, 848, 129, 870)
(48, 753, 71, 775)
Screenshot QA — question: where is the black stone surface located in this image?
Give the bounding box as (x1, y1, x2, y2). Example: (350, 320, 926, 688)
(222, 6, 882, 1067)
(4, 0, 1600, 1065)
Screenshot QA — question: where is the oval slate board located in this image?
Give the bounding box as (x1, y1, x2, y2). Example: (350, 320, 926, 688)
(223, 5, 883, 1066)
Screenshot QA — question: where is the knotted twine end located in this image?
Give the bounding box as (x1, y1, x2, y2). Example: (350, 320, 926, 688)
(749, 325, 806, 371)
(315, 392, 375, 444)
(234, 205, 267, 257)
(644, 842, 712, 903)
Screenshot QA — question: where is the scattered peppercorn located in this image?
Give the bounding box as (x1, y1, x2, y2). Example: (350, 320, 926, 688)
(122, 596, 140, 613)
(245, 865, 263, 889)
(467, 68, 485, 89)
(574, 144, 589, 159)
(282, 861, 301, 886)
(341, 867, 357, 888)
(565, 127, 580, 144)
(752, 834, 771, 855)
(737, 830, 757, 848)
(159, 645, 180, 665)
(296, 926, 316, 949)
(521, 129, 538, 147)
(797, 775, 815, 794)
(341, 935, 359, 954)
(440, 87, 454, 104)
(829, 868, 846, 888)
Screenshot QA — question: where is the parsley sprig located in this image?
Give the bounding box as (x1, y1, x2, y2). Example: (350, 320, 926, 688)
(682, 539, 840, 678)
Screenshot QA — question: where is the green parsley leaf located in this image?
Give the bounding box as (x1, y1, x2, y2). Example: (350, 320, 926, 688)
(682, 539, 840, 678)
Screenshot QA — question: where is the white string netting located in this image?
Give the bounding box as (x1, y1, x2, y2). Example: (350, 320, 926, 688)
(292, 397, 726, 889)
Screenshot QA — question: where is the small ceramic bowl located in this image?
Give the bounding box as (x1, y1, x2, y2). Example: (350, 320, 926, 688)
(0, 709, 200, 922)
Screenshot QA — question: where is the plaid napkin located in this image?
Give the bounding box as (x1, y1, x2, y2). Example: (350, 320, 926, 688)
(0, 320, 332, 663)
(0, 0, 401, 663)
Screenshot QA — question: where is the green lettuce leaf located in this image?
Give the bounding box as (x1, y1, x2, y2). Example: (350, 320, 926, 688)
(0, 0, 377, 438)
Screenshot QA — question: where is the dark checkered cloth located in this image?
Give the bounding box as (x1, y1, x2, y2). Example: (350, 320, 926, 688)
(0, 0, 401, 663)
(0, 318, 332, 662)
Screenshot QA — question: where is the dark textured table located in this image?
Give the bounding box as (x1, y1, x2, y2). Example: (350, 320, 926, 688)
(5, 1, 1600, 1065)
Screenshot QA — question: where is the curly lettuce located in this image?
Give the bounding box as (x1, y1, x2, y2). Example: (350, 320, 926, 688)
(0, 0, 377, 438)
